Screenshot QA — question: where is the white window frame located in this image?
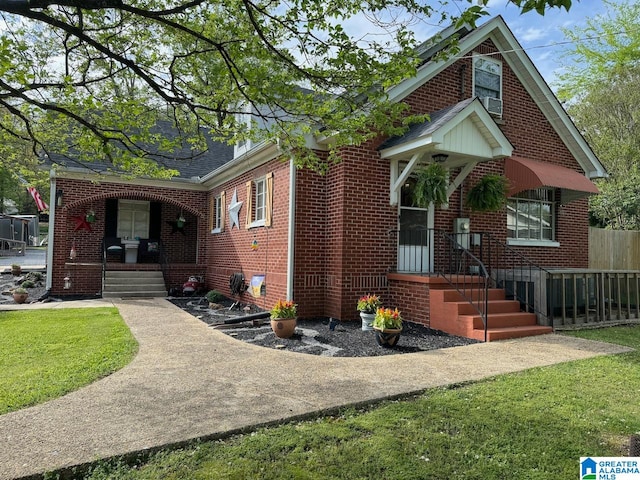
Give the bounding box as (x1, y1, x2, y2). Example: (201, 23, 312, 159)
(117, 199, 150, 239)
(507, 188, 559, 247)
(212, 195, 222, 234)
(251, 177, 266, 228)
(473, 54, 502, 100)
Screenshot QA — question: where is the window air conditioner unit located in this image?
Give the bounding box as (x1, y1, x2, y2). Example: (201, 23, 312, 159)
(481, 96, 503, 117)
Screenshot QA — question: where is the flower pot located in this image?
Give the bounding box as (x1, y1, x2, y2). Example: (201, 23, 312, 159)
(360, 312, 375, 331)
(11, 265, 21, 276)
(373, 326, 402, 348)
(270, 317, 297, 339)
(13, 293, 28, 304)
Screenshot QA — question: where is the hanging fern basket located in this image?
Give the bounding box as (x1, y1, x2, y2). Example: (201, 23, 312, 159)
(413, 163, 448, 208)
(466, 174, 509, 212)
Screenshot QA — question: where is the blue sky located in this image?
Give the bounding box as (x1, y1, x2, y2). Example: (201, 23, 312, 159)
(467, 0, 619, 88)
(339, 1, 621, 91)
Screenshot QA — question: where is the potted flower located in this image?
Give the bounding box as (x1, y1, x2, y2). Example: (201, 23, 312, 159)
(11, 263, 21, 276)
(12, 287, 28, 304)
(85, 209, 96, 223)
(270, 299, 297, 338)
(372, 307, 403, 348)
(357, 294, 382, 331)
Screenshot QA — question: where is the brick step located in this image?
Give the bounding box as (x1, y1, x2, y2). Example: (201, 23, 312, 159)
(452, 299, 522, 315)
(470, 325, 553, 342)
(442, 288, 506, 302)
(459, 311, 539, 329)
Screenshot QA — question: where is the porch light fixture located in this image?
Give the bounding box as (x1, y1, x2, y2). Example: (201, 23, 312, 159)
(64, 275, 71, 289)
(432, 153, 449, 163)
(56, 189, 64, 207)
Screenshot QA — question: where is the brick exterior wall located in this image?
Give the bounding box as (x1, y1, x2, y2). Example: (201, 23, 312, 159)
(50, 38, 595, 329)
(205, 158, 291, 313)
(51, 177, 208, 296)
(290, 39, 594, 325)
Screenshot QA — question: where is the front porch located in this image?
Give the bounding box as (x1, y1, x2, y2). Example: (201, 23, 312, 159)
(387, 231, 640, 341)
(387, 273, 552, 342)
(51, 179, 209, 297)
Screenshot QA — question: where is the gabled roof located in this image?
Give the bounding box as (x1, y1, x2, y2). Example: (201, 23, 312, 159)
(386, 15, 607, 179)
(48, 120, 234, 180)
(379, 97, 513, 163)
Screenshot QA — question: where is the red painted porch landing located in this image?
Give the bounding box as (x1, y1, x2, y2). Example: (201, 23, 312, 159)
(426, 276, 553, 342)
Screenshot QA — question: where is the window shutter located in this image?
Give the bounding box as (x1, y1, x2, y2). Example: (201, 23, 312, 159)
(220, 191, 226, 232)
(209, 195, 214, 231)
(265, 172, 273, 227)
(245, 181, 253, 228)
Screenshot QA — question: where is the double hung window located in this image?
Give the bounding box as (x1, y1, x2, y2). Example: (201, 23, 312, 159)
(474, 55, 502, 100)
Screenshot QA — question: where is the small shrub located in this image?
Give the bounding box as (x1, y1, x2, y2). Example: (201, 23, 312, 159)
(21, 280, 35, 289)
(25, 272, 44, 282)
(205, 290, 224, 303)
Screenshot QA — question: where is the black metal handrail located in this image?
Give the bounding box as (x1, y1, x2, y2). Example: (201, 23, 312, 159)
(391, 228, 553, 339)
(473, 232, 551, 326)
(390, 228, 492, 341)
(435, 231, 491, 342)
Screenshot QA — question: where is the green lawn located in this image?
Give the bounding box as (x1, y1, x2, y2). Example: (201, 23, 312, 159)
(0, 308, 138, 415)
(82, 326, 640, 480)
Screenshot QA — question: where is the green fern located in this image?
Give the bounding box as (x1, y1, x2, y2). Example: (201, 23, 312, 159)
(466, 174, 509, 212)
(413, 163, 448, 208)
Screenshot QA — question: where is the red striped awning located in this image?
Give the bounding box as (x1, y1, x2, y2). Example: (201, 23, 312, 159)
(505, 157, 599, 204)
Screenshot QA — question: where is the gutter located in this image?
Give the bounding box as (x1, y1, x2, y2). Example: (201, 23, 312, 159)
(286, 158, 296, 300)
(45, 170, 56, 291)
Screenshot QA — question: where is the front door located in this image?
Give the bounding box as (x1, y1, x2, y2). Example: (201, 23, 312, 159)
(398, 176, 434, 273)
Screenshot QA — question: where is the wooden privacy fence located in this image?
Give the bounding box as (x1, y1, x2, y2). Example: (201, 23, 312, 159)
(589, 227, 640, 270)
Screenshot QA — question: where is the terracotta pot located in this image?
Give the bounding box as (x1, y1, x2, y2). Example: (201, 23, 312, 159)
(360, 312, 375, 331)
(11, 266, 21, 276)
(270, 317, 297, 339)
(373, 326, 402, 348)
(12, 293, 28, 304)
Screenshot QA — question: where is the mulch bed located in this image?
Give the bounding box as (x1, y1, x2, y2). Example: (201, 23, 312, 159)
(169, 296, 479, 357)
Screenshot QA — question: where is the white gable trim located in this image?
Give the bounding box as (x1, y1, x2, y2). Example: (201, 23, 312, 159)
(379, 98, 513, 162)
(386, 16, 607, 179)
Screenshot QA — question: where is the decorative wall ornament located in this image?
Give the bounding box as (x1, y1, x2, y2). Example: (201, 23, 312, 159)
(228, 188, 243, 229)
(71, 215, 92, 232)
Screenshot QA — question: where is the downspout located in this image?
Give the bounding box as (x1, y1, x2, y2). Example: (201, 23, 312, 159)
(45, 170, 57, 291)
(286, 158, 296, 300)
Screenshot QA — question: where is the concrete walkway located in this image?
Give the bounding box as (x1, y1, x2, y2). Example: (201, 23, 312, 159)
(0, 298, 632, 479)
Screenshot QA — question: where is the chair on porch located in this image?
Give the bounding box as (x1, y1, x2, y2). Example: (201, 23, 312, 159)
(138, 239, 161, 263)
(103, 237, 124, 263)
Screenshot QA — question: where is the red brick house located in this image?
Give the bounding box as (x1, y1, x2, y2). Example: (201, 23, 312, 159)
(46, 16, 605, 340)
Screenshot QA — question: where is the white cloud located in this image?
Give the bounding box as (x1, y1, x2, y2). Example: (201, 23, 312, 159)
(518, 27, 548, 42)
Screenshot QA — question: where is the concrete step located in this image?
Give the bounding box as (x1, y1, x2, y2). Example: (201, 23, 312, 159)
(102, 290, 168, 299)
(442, 288, 506, 302)
(102, 271, 166, 298)
(104, 271, 164, 279)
